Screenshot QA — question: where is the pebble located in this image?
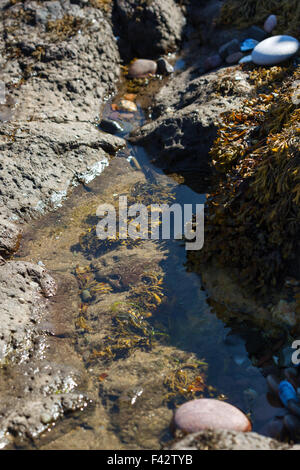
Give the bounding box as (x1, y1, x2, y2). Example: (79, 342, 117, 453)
(239, 54, 253, 64)
(98, 118, 124, 135)
(157, 57, 174, 75)
(226, 52, 244, 65)
(40, 413, 52, 425)
(240, 38, 259, 52)
(219, 39, 240, 59)
(81, 289, 92, 302)
(264, 15, 277, 34)
(118, 99, 137, 113)
(204, 54, 223, 71)
(252, 35, 299, 66)
(174, 399, 252, 434)
(246, 26, 267, 42)
(128, 59, 157, 78)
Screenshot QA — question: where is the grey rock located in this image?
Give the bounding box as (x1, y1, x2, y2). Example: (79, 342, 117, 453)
(204, 54, 223, 71)
(219, 39, 240, 59)
(157, 58, 174, 75)
(246, 26, 267, 42)
(226, 52, 244, 64)
(114, 0, 186, 60)
(167, 429, 295, 450)
(264, 14, 277, 34)
(130, 67, 253, 174)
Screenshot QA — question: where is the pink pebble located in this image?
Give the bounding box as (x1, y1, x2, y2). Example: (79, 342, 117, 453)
(174, 399, 252, 434)
(264, 15, 277, 33)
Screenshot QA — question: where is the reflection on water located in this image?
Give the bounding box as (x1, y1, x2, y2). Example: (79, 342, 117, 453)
(15, 83, 285, 449)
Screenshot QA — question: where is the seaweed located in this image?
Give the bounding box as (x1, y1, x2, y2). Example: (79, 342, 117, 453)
(217, 0, 300, 38)
(188, 65, 300, 295)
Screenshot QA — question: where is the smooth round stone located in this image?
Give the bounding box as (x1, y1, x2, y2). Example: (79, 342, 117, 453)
(226, 52, 244, 65)
(98, 118, 124, 135)
(157, 58, 174, 75)
(264, 15, 277, 34)
(174, 399, 252, 433)
(204, 54, 223, 71)
(252, 35, 299, 65)
(128, 59, 157, 78)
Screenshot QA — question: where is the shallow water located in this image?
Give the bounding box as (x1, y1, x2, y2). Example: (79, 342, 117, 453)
(14, 72, 284, 449)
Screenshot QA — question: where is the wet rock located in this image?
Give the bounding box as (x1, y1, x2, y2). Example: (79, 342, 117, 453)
(226, 52, 244, 65)
(245, 26, 267, 42)
(204, 54, 223, 71)
(98, 119, 124, 135)
(167, 429, 292, 450)
(157, 58, 174, 75)
(219, 39, 240, 60)
(252, 35, 299, 66)
(0, 261, 56, 365)
(130, 68, 253, 174)
(264, 15, 277, 34)
(114, 0, 186, 60)
(81, 289, 92, 302)
(128, 59, 157, 78)
(173, 399, 252, 434)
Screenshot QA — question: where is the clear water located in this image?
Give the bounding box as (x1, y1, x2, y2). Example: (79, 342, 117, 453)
(14, 76, 284, 449)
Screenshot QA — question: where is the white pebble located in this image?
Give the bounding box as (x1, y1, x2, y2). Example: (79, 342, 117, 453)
(252, 35, 299, 66)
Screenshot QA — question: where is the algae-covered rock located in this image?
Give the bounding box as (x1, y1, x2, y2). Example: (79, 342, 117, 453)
(188, 64, 300, 315)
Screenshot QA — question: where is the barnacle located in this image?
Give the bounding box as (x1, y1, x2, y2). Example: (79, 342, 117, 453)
(188, 65, 300, 296)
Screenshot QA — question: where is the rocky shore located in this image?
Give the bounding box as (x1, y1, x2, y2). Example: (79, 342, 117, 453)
(0, 0, 299, 450)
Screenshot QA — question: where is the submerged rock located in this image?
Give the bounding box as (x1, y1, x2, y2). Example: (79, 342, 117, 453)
(252, 35, 299, 65)
(173, 399, 252, 434)
(128, 59, 157, 78)
(98, 119, 124, 135)
(264, 15, 277, 34)
(118, 99, 137, 113)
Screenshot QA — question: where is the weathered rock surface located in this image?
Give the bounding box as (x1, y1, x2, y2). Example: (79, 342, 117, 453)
(130, 67, 253, 174)
(113, 0, 186, 60)
(0, 0, 124, 231)
(168, 429, 300, 450)
(0, 261, 89, 448)
(0, 0, 123, 448)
